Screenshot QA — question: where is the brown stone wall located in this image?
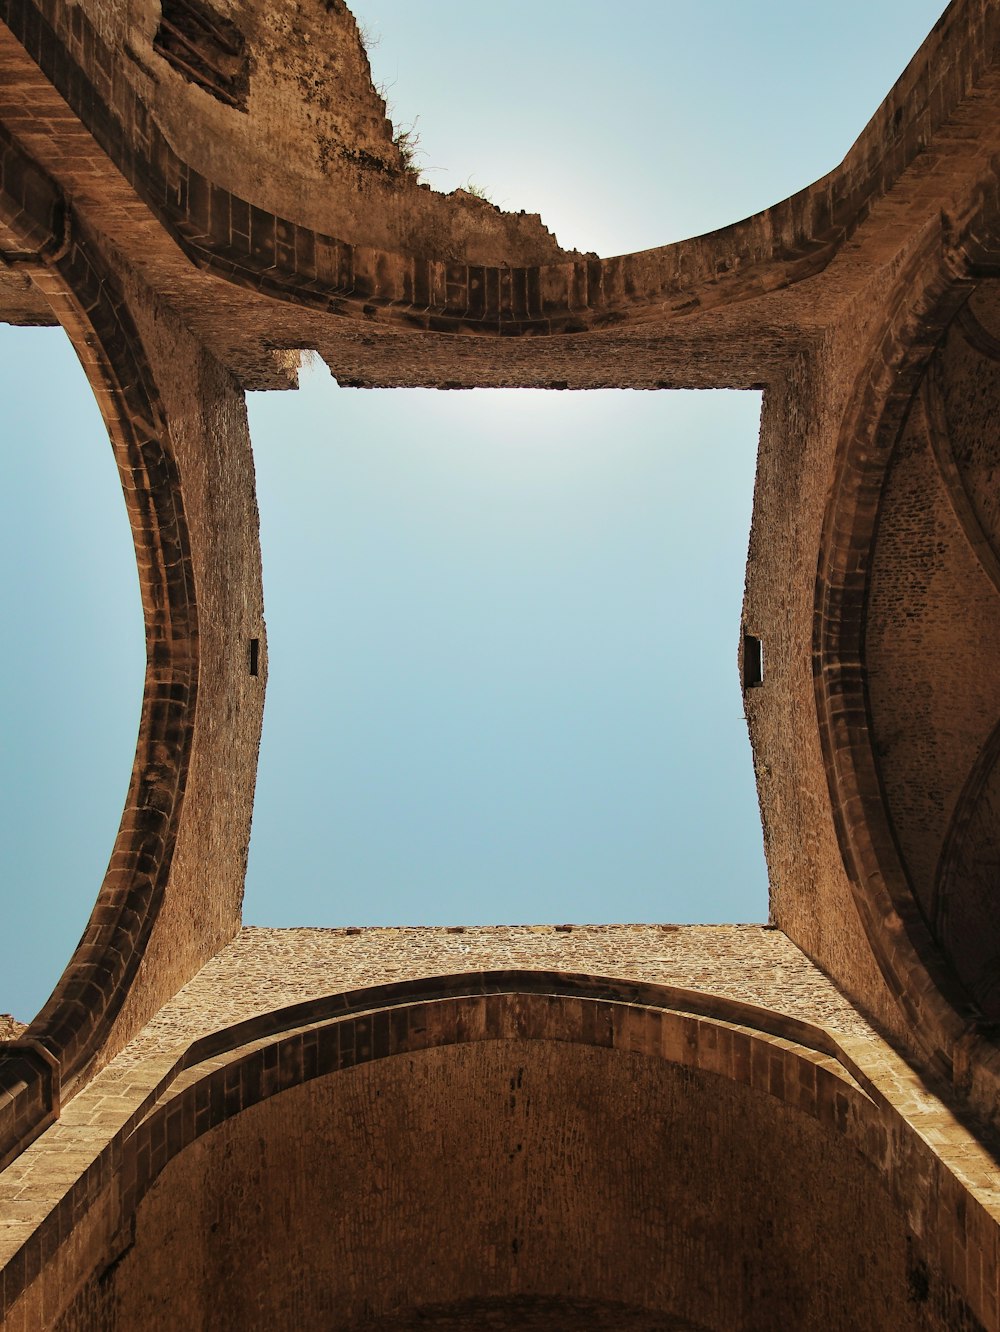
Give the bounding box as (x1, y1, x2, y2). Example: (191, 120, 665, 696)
(82, 263, 266, 1072)
(0, 115, 265, 1165)
(50, 1040, 987, 1332)
(57, 1289, 714, 1332)
(0, 255, 53, 324)
(5, 940, 1000, 1330)
(2, 0, 1000, 1325)
(3, 0, 997, 374)
(38, 0, 571, 267)
(336, 1300, 710, 1332)
(855, 291, 1000, 1029)
(745, 342, 905, 1043)
(866, 391, 1000, 928)
(16, 228, 267, 1089)
(744, 208, 1000, 1095)
(120, 924, 881, 1058)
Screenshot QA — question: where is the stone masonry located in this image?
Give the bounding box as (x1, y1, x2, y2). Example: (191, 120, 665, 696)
(3, 0, 1000, 1328)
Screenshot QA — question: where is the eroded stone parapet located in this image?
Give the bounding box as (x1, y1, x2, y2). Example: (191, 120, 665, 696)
(117, 923, 878, 1059)
(3, 0, 999, 370)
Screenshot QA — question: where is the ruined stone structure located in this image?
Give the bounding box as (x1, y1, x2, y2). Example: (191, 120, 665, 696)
(2, 0, 1000, 1326)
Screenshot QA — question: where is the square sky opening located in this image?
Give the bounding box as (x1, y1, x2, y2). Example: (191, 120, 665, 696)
(244, 367, 767, 928)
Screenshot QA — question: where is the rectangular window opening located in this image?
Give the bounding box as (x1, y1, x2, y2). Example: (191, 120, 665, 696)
(742, 634, 764, 691)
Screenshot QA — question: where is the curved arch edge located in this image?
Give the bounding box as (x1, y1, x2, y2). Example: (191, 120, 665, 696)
(0, 123, 265, 1172)
(1, 0, 999, 341)
(809, 218, 1000, 1124)
(1, 973, 997, 1330)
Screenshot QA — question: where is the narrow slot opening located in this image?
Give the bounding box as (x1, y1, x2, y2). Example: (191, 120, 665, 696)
(743, 634, 764, 691)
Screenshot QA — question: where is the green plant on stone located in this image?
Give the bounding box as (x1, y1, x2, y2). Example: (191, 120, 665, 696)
(460, 178, 494, 203)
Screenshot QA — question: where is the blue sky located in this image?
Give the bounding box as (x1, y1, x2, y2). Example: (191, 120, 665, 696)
(1, 0, 946, 1019)
(243, 384, 763, 929)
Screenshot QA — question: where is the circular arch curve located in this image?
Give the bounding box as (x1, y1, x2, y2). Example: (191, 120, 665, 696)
(0, 120, 264, 1171)
(811, 224, 1000, 1120)
(31, 972, 987, 1332)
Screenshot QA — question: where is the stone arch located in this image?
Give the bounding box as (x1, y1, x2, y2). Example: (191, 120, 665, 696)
(17, 973, 990, 1331)
(812, 217, 1000, 1119)
(2, 0, 997, 342)
(0, 123, 264, 1168)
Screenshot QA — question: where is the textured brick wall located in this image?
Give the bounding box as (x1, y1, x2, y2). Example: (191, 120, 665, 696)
(745, 199, 1000, 1129)
(18, 984, 995, 1332)
(80, 265, 266, 1071)
(0, 122, 265, 1165)
(4, 929, 1000, 1330)
(76, 0, 569, 265)
(5, 0, 998, 359)
(745, 345, 906, 1039)
(866, 347, 1000, 935)
(0, 255, 53, 323)
(93, 1044, 954, 1331)
(122, 924, 880, 1056)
